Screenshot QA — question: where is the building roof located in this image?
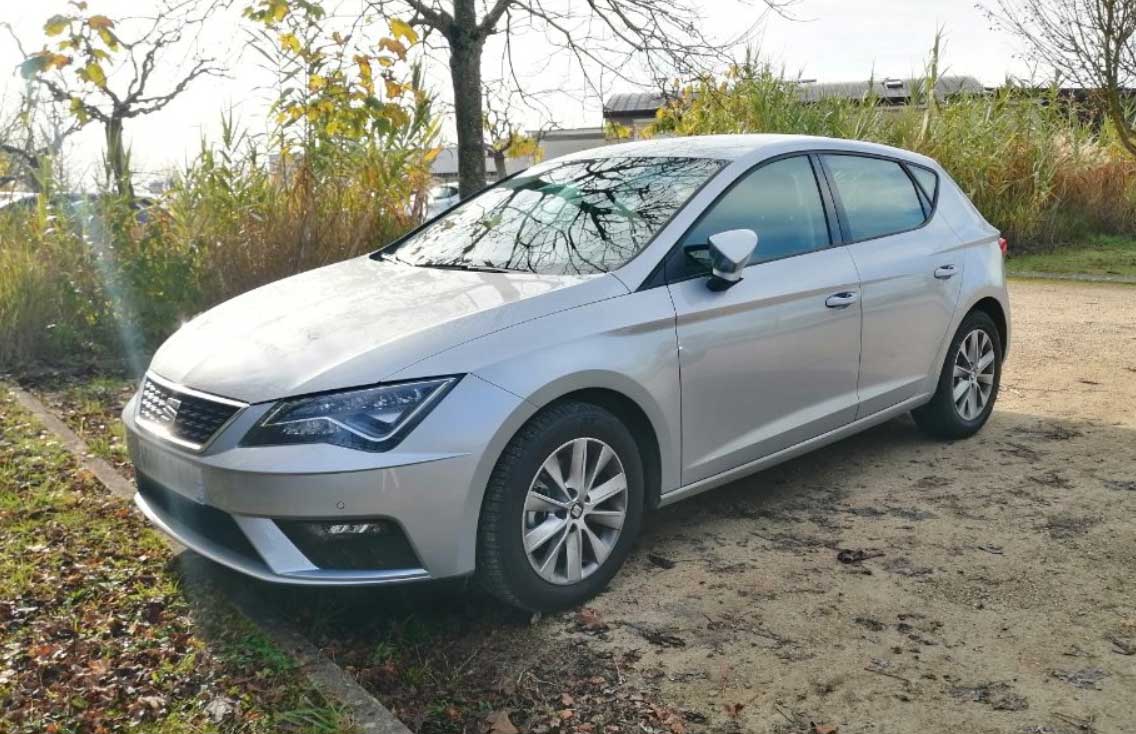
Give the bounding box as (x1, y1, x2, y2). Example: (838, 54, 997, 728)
(798, 75, 985, 103)
(604, 91, 667, 117)
(603, 75, 985, 117)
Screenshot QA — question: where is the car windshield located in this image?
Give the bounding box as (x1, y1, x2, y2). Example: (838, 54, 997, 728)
(383, 156, 723, 275)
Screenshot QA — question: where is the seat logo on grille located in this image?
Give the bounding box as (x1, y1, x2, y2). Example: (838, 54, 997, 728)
(157, 396, 182, 424)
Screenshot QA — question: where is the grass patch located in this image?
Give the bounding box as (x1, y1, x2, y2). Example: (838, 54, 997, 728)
(1007, 235, 1136, 278)
(0, 390, 355, 733)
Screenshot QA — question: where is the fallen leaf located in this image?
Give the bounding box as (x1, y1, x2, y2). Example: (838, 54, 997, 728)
(576, 607, 608, 631)
(485, 710, 519, 734)
(812, 724, 839, 734)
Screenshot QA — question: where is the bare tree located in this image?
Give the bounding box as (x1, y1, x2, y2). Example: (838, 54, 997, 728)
(990, 0, 1136, 157)
(0, 84, 79, 191)
(366, 0, 792, 197)
(483, 87, 547, 179)
(9, 1, 225, 198)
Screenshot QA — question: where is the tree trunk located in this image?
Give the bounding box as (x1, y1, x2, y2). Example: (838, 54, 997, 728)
(493, 150, 507, 180)
(449, 36, 486, 199)
(104, 115, 134, 199)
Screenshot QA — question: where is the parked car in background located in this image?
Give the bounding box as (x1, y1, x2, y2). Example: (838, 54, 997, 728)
(425, 183, 460, 218)
(0, 192, 157, 223)
(123, 134, 1009, 611)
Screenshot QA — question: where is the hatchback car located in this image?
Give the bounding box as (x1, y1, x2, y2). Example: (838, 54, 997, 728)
(124, 134, 1009, 611)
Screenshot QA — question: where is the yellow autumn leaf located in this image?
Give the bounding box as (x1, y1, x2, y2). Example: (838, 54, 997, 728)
(44, 15, 70, 36)
(376, 56, 393, 68)
(384, 78, 404, 98)
(279, 32, 301, 54)
(69, 96, 90, 123)
(87, 15, 114, 30)
(422, 146, 442, 164)
(97, 28, 118, 49)
(271, 0, 289, 22)
(80, 60, 107, 87)
(388, 18, 418, 45)
(47, 53, 72, 70)
(378, 37, 407, 60)
(308, 74, 327, 92)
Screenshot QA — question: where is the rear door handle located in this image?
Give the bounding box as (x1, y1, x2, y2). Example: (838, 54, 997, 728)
(934, 264, 957, 280)
(825, 291, 859, 308)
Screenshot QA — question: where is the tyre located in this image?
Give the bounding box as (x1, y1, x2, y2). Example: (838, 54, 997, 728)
(476, 401, 644, 611)
(912, 310, 1003, 440)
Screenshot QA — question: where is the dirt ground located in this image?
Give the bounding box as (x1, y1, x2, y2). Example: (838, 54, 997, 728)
(19, 279, 1136, 734)
(553, 279, 1136, 733)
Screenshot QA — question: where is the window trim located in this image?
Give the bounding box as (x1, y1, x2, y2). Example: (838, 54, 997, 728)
(816, 152, 939, 246)
(905, 162, 940, 211)
(648, 152, 840, 287)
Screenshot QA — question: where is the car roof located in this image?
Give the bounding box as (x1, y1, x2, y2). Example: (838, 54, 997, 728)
(554, 133, 937, 169)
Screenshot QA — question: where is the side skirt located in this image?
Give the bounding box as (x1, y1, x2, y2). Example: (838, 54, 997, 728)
(657, 393, 931, 507)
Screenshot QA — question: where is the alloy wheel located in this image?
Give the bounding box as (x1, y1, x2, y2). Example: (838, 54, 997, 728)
(522, 437, 628, 585)
(952, 328, 996, 421)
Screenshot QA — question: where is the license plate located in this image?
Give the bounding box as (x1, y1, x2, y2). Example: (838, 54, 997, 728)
(133, 438, 207, 504)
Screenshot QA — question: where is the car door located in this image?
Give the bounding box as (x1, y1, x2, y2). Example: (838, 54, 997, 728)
(665, 154, 863, 486)
(820, 154, 964, 417)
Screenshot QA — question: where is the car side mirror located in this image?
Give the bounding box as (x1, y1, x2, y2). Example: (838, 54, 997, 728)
(706, 229, 758, 291)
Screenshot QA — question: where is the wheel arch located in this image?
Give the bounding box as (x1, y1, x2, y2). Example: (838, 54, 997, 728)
(473, 373, 672, 528)
(970, 296, 1009, 356)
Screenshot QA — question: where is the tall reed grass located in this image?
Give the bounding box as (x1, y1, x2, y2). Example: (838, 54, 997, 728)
(652, 59, 1136, 248)
(0, 126, 433, 368)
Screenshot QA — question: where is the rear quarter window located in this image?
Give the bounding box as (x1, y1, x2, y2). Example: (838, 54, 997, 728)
(908, 164, 939, 204)
(823, 154, 927, 241)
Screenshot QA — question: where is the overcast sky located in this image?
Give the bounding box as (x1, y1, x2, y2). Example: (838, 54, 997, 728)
(0, 0, 1033, 186)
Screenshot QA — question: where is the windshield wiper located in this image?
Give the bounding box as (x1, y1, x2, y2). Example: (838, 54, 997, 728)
(416, 261, 515, 274)
(376, 250, 416, 266)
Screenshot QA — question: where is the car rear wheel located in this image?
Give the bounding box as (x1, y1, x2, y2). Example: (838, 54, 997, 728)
(476, 401, 644, 611)
(913, 310, 1003, 440)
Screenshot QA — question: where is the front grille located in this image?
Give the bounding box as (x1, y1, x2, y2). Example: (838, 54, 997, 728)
(138, 377, 241, 448)
(136, 474, 260, 562)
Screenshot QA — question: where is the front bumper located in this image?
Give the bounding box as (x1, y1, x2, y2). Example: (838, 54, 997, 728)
(123, 373, 526, 585)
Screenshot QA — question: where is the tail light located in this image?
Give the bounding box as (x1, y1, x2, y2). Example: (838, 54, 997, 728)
(998, 237, 1008, 256)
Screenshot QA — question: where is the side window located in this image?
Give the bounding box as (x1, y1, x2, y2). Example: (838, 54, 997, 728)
(908, 164, 939, 204)
(680, 155, 830, 267)
(823, 155, 926, 241)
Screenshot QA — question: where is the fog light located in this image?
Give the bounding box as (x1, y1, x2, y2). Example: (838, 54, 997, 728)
(275, 518, 420, 571)
(326, 522, 391, 536)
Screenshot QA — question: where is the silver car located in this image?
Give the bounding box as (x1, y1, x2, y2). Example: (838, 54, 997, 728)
(124, 134, 1009, 610)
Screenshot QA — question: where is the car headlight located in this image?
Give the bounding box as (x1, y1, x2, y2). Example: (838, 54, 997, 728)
(241, 376, 460, 451)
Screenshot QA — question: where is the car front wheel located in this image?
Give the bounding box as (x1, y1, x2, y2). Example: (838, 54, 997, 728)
(913, 309, 1003, 440)
(476, 401, 644, 611)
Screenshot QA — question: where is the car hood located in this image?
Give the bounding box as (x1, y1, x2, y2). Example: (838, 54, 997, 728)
(149, 256, 628, 403)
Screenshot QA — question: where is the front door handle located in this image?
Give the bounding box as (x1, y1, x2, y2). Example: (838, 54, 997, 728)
(825, 291, 859, 309)
(934, 264, 957, 279)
